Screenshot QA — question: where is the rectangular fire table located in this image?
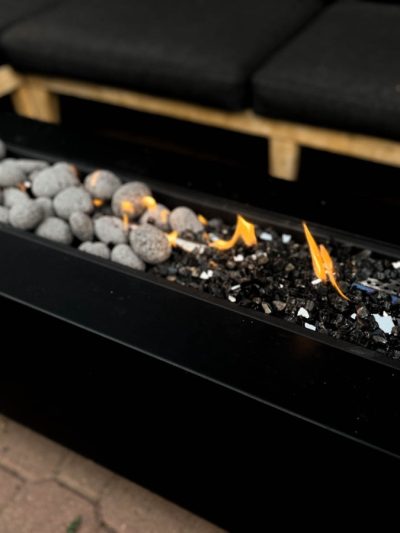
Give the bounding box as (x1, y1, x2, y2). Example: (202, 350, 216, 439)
(0, 115, 399, 528)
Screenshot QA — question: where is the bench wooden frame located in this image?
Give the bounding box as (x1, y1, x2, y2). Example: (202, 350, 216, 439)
(2, 65, 400, 181)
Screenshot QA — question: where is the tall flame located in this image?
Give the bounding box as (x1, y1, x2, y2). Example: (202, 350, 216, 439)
(210, 215, 257, 251)
(303, 222, 349, 300)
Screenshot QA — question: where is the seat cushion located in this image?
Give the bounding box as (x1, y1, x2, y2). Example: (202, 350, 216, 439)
(0, 0, 61, 31)
(253, 3, 400, 139)
(1, 0, 325, 110)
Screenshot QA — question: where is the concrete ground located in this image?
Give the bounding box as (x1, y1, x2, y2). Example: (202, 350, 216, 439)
(0, 415, 222, 533)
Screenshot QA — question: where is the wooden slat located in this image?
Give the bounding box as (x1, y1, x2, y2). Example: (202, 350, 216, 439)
(17, 74, 400, 175)
(0, 66, 20, 97)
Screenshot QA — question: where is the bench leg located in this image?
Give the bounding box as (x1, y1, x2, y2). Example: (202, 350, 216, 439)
(12, 80, 60, 124)
(268, 138, 300, 181)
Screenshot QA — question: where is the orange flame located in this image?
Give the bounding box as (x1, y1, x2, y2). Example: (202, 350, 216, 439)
(167, 230, 178, 247)
(92, 198, 104, 208)
(198, 214, 208, 225)
(160, 208, 169, 224)
(303, 222, 349, 300)
(17, 182, 27, 193)
(120, 200, 135, 230)
(141, 196, 157, 209)
(210, 215, 257, 251)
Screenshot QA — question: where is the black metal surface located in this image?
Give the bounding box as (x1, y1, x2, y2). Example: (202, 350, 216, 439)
(0, 114, 400, 527)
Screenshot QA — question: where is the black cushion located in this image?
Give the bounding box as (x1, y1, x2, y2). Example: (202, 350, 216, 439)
(1, 0, 325, 110)
(253, 3, 400, 139)
(0, 0, 61, 31)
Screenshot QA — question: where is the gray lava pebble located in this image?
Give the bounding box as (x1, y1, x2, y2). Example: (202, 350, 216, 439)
(0, 188, 2, 204)
(170, 206, 203, 234)
(32, 162, 79, 198)
(35, 217, 73, 245)
(9, 200, 43, 230)
(69, 211, 94, 242)
(112, 181, 152, 219)
(53, 187, 93, 219)
(0, 206, 9, 224)
(3, 187, 30, 208)
(0, 139, 5, 160)
(130, 224, 171, 264)
(140, 203, 170, 231)
(84, 170, 121, 200)
(14, 159, 48, 175)
(111, 244, 146, 271)
(34, 197, 54, 218)
(79, 241, 110, 259)
(94, 216, 127, 245)
(0, 160, 24, 187)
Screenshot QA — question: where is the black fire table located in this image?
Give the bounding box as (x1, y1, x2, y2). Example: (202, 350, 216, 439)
(0, 114, 399, 529)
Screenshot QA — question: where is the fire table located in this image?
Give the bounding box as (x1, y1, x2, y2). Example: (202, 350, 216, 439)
(0, 114, 399, 529)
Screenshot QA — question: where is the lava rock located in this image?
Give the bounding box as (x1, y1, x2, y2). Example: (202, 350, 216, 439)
(32, 162, 79, 198)
(169, 206, 203, 234)
(140, 203, 170, 231)
(79, 241, 110, 259)
(3, 187, 30, 208)
(0, 188, 2, 205)
(0, 139, 5, 160)
(111, 244, 146, 271)
(35, 217, 73, 244)
(69, 211, 94, 242)
(14, 159, 48, 175)
(130, 224, 171, 264)
(0, 160, 24, 187)
(84, 170, 121, 200)
(53, 187, 93, 219)
(112, 181, 152, 219)
(94, 216, 126, 245)
(34, 197, 54, 218)
(9, 200, 43, 230)
(0, 205, 9, 224)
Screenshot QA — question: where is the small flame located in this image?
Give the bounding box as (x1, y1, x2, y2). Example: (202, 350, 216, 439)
(198, 214, 208, 225)
(167, 230, 178, 247)
(120, 200, 135, 230)
(141, 196, 157, 209)
(210, 215, 257, 251)
(160, 208, 169, 224)
(92, 198, 104, 208)
(303, 222, 349, 301)
(17, 182, 27, 193)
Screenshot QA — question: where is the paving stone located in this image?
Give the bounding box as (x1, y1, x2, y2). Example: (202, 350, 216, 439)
(0, 480, 99, 533)
(0, 468, 21, 512)
(58, 451, 113, 502)
(0, 420, 66, 481)
(100, 477, 222, 533)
